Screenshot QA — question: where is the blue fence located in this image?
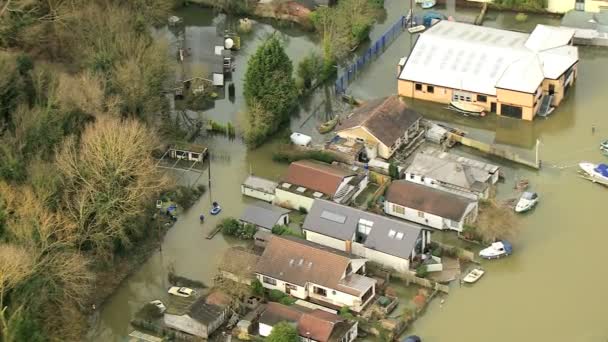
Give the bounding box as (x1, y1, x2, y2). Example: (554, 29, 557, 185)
(334, 15, 407, 95)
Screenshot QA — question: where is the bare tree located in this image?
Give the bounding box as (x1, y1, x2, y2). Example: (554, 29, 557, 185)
(474, 200, 520, 243)
(55, 117, 169, 259)
(0, 244, 34, 341)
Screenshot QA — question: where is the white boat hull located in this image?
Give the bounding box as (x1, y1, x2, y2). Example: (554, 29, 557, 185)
(579, 162, 608, 185)
(463, 268, 485, 283)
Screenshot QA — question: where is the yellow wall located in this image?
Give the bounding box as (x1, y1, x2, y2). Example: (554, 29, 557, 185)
(336, 127, 392, 159)
(547, 0, 608, 13)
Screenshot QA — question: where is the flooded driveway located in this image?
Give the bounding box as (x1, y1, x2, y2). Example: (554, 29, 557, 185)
(90, 3, 608, 341)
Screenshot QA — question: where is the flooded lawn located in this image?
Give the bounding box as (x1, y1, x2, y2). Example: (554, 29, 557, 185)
(90, 2, 608, 341)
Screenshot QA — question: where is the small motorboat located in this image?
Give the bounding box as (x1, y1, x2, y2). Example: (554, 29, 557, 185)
(600, 140, 608, 150)
(462, 268, 485, 283)
(210, 201, 222, 215)
(408, 25, 426, 34)
(421, 0, 436, 9)
(450, 101, 486, 117)
(318, 116, 338, 134)
(515, 191, 539, 213)
(578, 162, 608, 186)
(403, 336, 422, 342)
(479, 240, 513, 259)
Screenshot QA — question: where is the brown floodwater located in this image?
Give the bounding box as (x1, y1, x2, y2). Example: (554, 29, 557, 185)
(89, 3, 608, 341)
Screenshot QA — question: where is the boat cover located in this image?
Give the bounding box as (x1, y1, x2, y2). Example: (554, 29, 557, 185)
(500, 240, 513, 253)
(594, 163, 608, 177)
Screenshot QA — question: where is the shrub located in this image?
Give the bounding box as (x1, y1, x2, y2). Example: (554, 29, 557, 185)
(298, 206, 308, 214)
(415, 265, 428, 278)
(271, 224, 288, 235)
(279, 296, 297, 305)
(515, 12, 528, 22)
(272, 148, 338, 164)
(269, 289, 286, 302)
(251, 279, 264, 296)
(221, 218, 257, 239)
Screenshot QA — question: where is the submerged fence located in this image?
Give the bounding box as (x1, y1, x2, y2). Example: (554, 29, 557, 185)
(334, 14, 408, 95)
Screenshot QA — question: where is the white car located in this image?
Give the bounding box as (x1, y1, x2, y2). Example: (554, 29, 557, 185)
(149, 300, 166, 313)
(168, 286, 195, 298)
(515, 191, 538, 213)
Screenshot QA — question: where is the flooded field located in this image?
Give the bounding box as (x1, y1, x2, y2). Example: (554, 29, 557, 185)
(89, 2, 608, 341)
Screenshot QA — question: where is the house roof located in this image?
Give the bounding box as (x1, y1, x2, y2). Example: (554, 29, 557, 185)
(188, 292, 230, 325)
(255, 236, 372, 296)
(336, 96, 421, 147)
(386, 181, 475, 222)
(283, 160, 355, 195)
(419, 146, 500, 174)
(242, 175, 278, 194)
(260, 303, 352, 342)
(406, 153, 490, 193)
(399, 21, 578, 95)
(240, 202, 289, 229)
(303, 199, 424, 259)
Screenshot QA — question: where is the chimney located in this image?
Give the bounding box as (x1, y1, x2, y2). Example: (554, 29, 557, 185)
(345, 240, 352, 254)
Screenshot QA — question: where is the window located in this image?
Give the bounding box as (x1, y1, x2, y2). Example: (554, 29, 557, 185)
(395, 232, 404, 240)
(262, 276, 277, 285)
(415, 83, 422, 91)
(501, 104, 523, 119)
(392, 204, 405, 215)
(459, 95, 465, 101)
(465, 96, 471, 102)
(476, 94, 487, 102)
(427, 85, 434, 93)
(357, 219, 374, 235)
(417, 211, 425, 218)
(313, 286, 327, 297)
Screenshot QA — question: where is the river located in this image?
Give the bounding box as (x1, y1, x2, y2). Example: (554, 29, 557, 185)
(89, 2, 608, 341)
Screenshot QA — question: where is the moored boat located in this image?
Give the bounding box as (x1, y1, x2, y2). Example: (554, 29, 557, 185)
(210, 201, 222, 215)
(579, 162, 608, 186)
(318, 116, 338, 134)
(479, 240, 512, 259)
(408, 25, 426, 34)
(450, 101, 486, 117)
(515, 191, 539, 213)
(421, 0, 436, 9)
(463, 268, 485, 283)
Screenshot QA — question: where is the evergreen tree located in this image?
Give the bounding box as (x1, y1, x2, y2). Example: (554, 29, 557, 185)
(244, 35, 297, 146)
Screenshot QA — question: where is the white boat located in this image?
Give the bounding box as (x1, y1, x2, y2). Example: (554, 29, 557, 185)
(449, 101, 486, 117)
(421, 0, 436, 9)
(168, 286, 196, 298)
(290, 132, 312, 146)
(515, 191, 539, 213)
(463, 268, 485, 283)
(579, 162, 608, 186)
(408, 25, 426, 34)
(479, 241, 513, 259)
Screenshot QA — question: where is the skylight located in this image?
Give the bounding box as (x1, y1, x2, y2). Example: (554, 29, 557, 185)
(388, 230, 396, 238)
(320, 210, 347, 224)
(396, 232, 404, 240)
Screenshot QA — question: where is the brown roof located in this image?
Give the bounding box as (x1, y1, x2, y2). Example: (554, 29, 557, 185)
(219, 246, 260, 278)
(205, 291, 232, 307)
(260, 303, 348, 342)
(385, 180, 475, 222)
(336, 96, 421, 147)
(283, 160, 354, 195)
(255, 236, 364, 296)
(298, 310, 342, 342)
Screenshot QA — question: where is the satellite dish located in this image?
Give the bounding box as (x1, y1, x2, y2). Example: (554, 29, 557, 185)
(224, 38, 234, 50)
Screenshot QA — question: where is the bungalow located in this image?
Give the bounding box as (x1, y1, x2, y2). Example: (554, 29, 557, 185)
(303, 199, 431, 273)
(164, 291, 232, 339)
(384, 180, 478, 232)
(239, 202, 290, 232)
(335, 96, 423, 160)
(405, 152, 499, 199)
(397, 21, 578, 120)
(255, 235, 376, 313)
(168, 143, 208, 162)
(259, 302, 358, 342)
(274, 160, 368, 211)
(241, 175, 278, 203)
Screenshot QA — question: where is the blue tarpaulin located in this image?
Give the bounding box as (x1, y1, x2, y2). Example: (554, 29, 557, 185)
(594, 164, 608, 177)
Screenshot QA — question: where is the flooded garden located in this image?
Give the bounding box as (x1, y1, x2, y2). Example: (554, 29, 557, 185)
(88, 1, 608, 341)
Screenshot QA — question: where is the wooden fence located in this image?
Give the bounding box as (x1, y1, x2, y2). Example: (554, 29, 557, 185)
(392, 272, 450, 294)
(432, 240, 477, 263)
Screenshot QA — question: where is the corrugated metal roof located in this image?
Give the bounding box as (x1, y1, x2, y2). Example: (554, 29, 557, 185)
(399, 21, 578, 94)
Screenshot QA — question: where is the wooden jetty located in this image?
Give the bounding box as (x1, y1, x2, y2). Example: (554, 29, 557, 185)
(206, 225, 222, 239)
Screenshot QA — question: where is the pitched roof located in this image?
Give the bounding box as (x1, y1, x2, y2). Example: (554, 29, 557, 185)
(240, 202, 289, 229)
(303, 199, 424, 259)
(219, 247, 260, 279)
(406, 153, 489, 193)
(399, 21, 578, 95)
(242, 175, 278, 193)
(260, 303, 351, 342)
(336, 96, 421, 147)
(283, 160, 355, 195)
(255, 236, 370, 296)
(385, 181, 475, 222)
(188, 292, 230, 325)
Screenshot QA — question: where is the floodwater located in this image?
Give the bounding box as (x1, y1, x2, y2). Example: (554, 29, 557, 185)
(89, 2, 608, 341)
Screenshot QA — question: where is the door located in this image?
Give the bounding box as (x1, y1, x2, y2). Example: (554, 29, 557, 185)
(490, 102, 497, 113)
(548, 84, 555, 95)
(501, 104, 523, 119)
